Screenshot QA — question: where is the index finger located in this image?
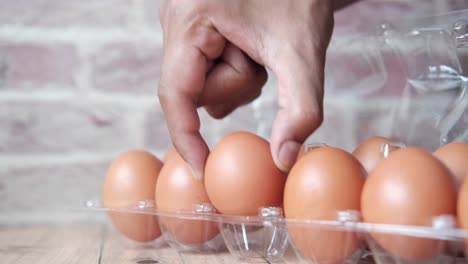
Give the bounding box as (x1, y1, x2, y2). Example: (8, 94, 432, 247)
(158, 46, 209, 180)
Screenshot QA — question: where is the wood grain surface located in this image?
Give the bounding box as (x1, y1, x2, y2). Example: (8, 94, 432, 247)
(3, 223, 466, 264)
(0, 223, 296, 264)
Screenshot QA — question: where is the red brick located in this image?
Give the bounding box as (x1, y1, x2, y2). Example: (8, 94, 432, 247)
(144, 99, 267, 152)
(143, 105, 172, 155)
(0, 101, 142, 154)
(0, 43, 79, 90)
(90, 42, 162, 94)
(0, 0, 134, 28)
(0, 162, 109, 212)
(144, 93, 266, 153)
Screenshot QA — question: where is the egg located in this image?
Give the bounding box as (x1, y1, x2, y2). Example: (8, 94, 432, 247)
(284, 146, 366, 264)
(163, 147, 177, 164)
(156, 150, 219, 244)
(458, 177, 468, 249)
(361, 147, 457, 261)
(352, 136, 402, 174)
(103, 150, 163, 242)
(434, 142, 468, 189)
(296, 143, 328, 162)
(205, 131, 286, 216)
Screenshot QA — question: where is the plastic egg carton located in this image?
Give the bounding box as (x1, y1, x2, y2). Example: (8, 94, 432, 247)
(324, 8, 468, 152)
(81, 200, 468, 264)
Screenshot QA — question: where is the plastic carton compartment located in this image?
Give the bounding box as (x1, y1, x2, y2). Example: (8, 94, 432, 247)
(159, 203, 224, 253)
(286, 211, 364, 264)
(361, 216, 459, 264)
(81, 200, 468, 264)
(219, 207, 289, 262)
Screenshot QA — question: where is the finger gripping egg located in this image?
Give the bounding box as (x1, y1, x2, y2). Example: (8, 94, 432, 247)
(205, 131, 286, 216)
(103, 150, 163, 242)
(156, 151, 219, 244)
(284, 146, 366, 264)
(296, 143, 328, 162)
(361, 147, 457, 261)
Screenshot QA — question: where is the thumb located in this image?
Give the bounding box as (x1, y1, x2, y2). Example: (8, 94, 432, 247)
(270, 49, 326, 173)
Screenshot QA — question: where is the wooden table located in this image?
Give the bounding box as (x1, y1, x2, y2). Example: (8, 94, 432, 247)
(0, 222, 241, 264)
(0, 222, 374, 264)
(3, 223, 467, 264)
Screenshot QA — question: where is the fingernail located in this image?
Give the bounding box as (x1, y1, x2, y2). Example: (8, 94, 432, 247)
(276, 141, 301, 173)
(188, 164, 203, 181)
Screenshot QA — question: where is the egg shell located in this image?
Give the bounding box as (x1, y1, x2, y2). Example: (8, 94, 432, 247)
(103, 150, 163, 242)
(434, 142, 468, 189)
(361, 147, 457, 261)
(458, 175, 468, 251)
(205, 131, 286, 216)
(352, 136, 398, 174)
(459, 179, 468, 228)
(163, 147, 177, 164)
(296, 143, 327, 162)
(284, 146, 366, 264)
(156, 150, 219, 244)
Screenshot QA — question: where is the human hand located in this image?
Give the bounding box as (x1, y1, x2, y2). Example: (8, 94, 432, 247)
(158, 0, 337, 179)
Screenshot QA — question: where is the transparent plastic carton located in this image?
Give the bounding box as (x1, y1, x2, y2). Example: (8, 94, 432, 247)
(324, 9, 468, 152)
(81, 199, 468, 264)
(80, 8, 468, 264)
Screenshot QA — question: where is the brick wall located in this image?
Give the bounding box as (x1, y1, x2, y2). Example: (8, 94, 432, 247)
(0, 0, 467, 223)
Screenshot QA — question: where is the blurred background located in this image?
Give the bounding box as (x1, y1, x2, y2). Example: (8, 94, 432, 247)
(0, 0, 467, 223)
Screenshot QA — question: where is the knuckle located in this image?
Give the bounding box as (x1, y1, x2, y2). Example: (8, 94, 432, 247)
(293, 107, 323, 131)
(211, 112, 227, 120)
(205, 106, 230, 120)
(241, 66, 267, 91)
(157, 82, 171, 106)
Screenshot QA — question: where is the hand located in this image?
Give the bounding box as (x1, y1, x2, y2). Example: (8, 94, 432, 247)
(158, 0, 336, 179)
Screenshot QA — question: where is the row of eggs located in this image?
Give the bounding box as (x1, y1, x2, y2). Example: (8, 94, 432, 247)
(102, 131, 468, 263)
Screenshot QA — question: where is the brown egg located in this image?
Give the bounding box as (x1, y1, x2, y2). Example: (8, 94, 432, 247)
(156, 150, 219, 244)
(103, 150, 163, 242)
(352, 136, 402, 174)
(458, 177, 468, 249)
(284, 146, 366, 264)
(434, 142, 468, 189)
(163, 147, 177, 164)
(361, 147, 457, 261)
(296, 143, 328, 162)
(205, 131, 286, 216)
